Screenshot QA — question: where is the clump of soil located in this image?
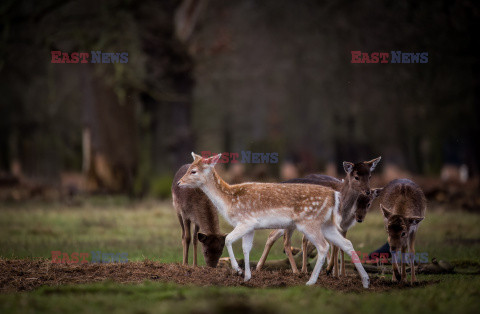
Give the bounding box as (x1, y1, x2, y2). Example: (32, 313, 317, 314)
(0, 259, 434, 293)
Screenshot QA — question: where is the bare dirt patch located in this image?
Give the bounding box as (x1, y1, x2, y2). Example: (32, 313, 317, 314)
(0, 259, 434, 293)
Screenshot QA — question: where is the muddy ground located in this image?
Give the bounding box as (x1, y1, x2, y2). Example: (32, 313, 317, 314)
(0, 259, 434, 293)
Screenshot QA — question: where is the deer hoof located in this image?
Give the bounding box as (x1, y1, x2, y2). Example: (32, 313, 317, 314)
(306, 279, 316, 286)
(362, 277, 370, 288)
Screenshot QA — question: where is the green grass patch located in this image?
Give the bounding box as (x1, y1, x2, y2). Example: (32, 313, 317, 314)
(0, 199, 479, 313)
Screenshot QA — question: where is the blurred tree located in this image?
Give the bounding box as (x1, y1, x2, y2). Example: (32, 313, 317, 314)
(0, 0, 479, 195)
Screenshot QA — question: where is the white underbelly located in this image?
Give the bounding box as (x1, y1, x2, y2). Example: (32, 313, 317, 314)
(254, 215, 294, 229)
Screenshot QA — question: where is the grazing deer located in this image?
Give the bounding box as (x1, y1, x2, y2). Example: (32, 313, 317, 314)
(256, 158, 382, 276)
(379, 179, 426, 283)
(177, 153, 371, 287)
(172, 164, 226, 267)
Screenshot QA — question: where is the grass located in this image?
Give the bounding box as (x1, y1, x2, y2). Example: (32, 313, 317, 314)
(0, 197, 480, 313)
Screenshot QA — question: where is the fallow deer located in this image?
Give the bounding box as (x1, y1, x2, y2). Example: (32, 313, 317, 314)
(172, 164, 226, 267)
(256, 158, 382, 276)
(379, 178, 426, 283)
(177, 153, 371, 287)
(256, 187, 382, 274)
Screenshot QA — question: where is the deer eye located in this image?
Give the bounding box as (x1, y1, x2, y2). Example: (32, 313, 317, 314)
(191, 170, 197, 174)
(354, 176, 359, 180)
(401, 232, 407, 238)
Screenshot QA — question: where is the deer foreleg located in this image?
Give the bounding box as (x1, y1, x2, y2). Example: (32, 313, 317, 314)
(325, 243, 334, 275)
(242, 230, 255, 281)
(340, 231, 347, 277)
(401, 246, 407, 282)
(284, 228, 299, 274)
(409, 232, 417, 283)
(181, 217, 191, 266)
(225, 223, 254, 277)
(323, 224, 369, 288)
(301, 235, 309, 273)
(333, 246, 340, 277)
(391, 251, 401, 282)
(193, 224, 199, 266)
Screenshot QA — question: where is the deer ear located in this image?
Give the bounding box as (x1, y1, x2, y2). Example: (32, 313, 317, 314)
(380, 204, 393, 219)
(198, 233, 208, 243)
(407, 216, 424, 225)
(343, 162, 354, 174)
(191, 152, 202, 161)
(366, 156, 382, 172)
(372, 188, 383, 198)
(204, 153, 222, 167)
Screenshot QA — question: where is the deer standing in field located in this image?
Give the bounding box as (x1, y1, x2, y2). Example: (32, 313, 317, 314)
(256, 187, 382, 274)
(379, 178, 426, 283)
(177, 153, 371, 287)
(256, 158, 382, 276)
(172, 164, 226, 267)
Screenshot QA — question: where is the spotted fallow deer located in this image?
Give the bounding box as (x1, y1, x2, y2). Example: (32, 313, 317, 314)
(172, 164, 226, 267)
(256, 158, 382, 276)
(379, 179, 426, 283)
(177, 153, 370, 287)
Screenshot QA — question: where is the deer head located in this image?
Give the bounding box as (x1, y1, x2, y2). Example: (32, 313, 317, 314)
(380, 204, 424, 252)
(198, 233, 226, 267)
(177, 153, 222, 188)
(343, 157, 381, 196)
(355, 188, 383, 223)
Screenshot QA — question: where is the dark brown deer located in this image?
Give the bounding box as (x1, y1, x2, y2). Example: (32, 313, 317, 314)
(256, 157, 382, 276)
(379, 179, 426, 283)
(172, 164, 226, 267)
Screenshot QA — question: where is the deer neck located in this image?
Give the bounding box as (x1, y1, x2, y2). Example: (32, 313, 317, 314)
(337, 179, 361, 231)
(199, 169, 235, 225)
(198, 200, 221, 234)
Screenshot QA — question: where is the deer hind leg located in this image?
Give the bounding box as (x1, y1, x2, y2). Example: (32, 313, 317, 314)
(323, 224, 369, 288)
(257, 229, 284, 271)
(192, 224, 199, 266)
(297, 224, 329, 286)
(242, 230, 255, 281)
(305, 235, 329, 286)
(301, 235, 309, 273)
(409, 232, 417, 283)
(284, 227, 299, 274)
(225, 223, 254, 276)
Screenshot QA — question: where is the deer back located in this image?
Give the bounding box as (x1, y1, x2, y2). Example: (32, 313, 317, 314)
(379, 179, 426, 218)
